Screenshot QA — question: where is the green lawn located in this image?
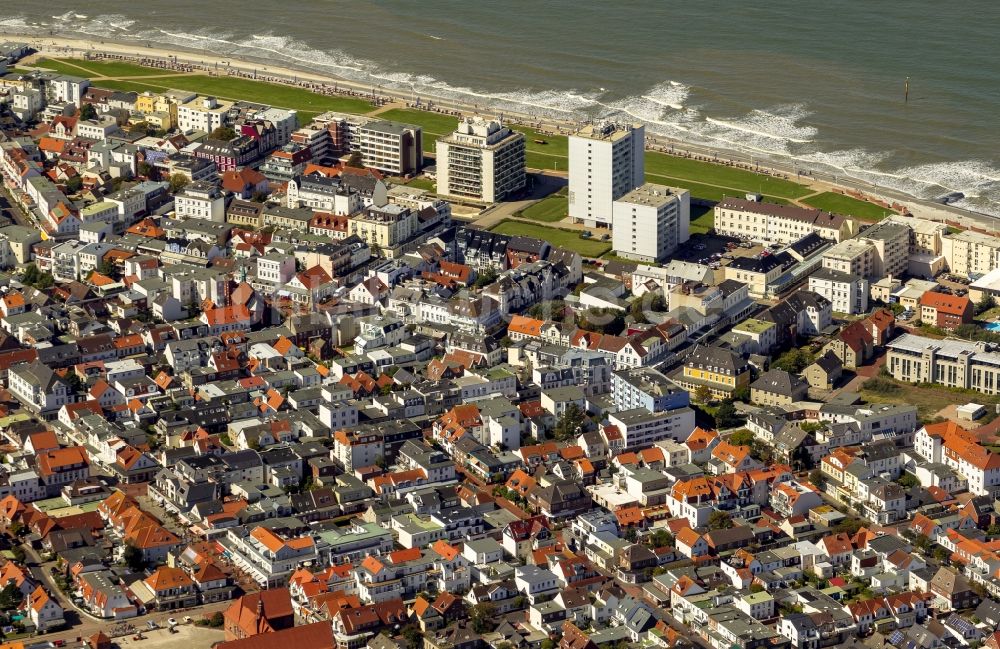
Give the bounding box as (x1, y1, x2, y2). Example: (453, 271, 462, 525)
(802, 191, 894, 222)
(862, 377, 1000, 421)
(519, 195, 568, 223)
(35, 57, 374, 117)
(689, 204, 715, 235)
(490, 220, 610, 257)
(37, 57, 174, 77)
(376, 108, 459, 153)
(87, 79, 171, 94)
(404, 176, 436, 192)
(376, 109, 572, 169)
(644, 151, 812, 200)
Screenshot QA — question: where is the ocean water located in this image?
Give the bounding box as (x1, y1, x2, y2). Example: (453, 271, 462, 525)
(3, 1, 1000, 214)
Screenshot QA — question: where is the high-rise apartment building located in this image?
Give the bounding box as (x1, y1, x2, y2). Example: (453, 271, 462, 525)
(436, 118, 526, 203)
(356, 120, 422, 176)
(568, 123, 645, 228)
(611, 183, 689, 262)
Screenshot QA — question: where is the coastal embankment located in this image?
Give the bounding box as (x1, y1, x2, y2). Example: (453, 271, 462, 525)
(8, 33, 1000, 235)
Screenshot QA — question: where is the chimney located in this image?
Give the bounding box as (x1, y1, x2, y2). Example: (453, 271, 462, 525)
(255, 596, 265, 633)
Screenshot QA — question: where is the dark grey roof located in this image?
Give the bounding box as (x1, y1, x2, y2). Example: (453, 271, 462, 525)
(685, 344, 748, 374)
(751, 369, 807, 397)
(728, 253, 784, 274)
(811, 350, 843, 373)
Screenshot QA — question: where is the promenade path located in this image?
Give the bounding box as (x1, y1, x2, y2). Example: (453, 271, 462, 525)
(24, 54, 997, 235)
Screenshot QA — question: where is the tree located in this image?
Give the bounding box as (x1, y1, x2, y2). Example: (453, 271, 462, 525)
(932, 545, 950, 564)
(122, 543, 146, 571)
(474, 268, 498, 288)
(169, 173, 190, 194)
(138, 161, 154, 179)
(708, 510, 733, 530)
(553, 403, 585, 441)
(208, 611, 224, 628)
(401, 624, 422, 649)
(210, 126, 237, 141)
(96, 259, 115, 277)
(896, 473, 919, 488)
(469, 602, 496, 633)
(714, 400, 744, 429)
(36, 272, 55, 290)
(648, 529, 673, 548)
(64, 371, 86, 394)
(79, 103, 97, 121)
(576, 307, 625, 335)
(976, 294, 997, 315)
(346, 151, 364, 168)
(693, 385, 713, 404)
(0, 583, 20, 611)
(809, 469, 826, 491)
(772, 348, 816, 374)
(987, 524, 1000, 536)
(22, 263, 40, 285)
(729, 429, 755, 446)
(65, 175, 83, 193)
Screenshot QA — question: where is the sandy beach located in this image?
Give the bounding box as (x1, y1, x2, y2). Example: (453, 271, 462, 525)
(7, 33, 999, 234)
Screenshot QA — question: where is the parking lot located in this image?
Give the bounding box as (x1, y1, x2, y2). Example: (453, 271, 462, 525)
(114, 622, 224, 649)
(676, 232, 766, 270)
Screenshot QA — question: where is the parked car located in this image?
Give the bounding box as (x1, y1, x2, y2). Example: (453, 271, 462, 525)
(167, 618, 178, 627)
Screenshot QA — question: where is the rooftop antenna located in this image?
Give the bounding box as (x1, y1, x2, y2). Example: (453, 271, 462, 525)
(905, 77, 910, 103)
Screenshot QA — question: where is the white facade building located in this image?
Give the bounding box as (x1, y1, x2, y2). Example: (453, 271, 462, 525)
(177, 95, 232, 134)
(568, 123, 644, 228)
(356, 120, 422, 175)
(436, 118, 526, 203)
(612, 183, 690, 262)
(808, 268, 869, 315)
(174, 181, 225, 222)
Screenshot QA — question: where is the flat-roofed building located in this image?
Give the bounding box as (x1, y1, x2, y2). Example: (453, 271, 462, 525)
(857, 220, 909, 279)
(436, 117, 525, 203)
(808, 267, 869, 314)
(886, 333, 1000, 395)
(611, 183, 690, 263)
(822, 239, 876, 279)
(568, 122, 644, 228)
(942, 230, 1000, 278)
(177, 95, 232, 134)
(356, 120, 422, 175)
(887, 214, 949, 256)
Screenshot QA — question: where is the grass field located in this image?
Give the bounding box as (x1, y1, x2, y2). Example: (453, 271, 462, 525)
(689, 204, 715, 235)
(519, 195, 568, 223)
(404, 176, 436, 192)
(861, 377, 1000, 420)
(490, 220, 610, 257)
(802, 191, 894, 221)
(644, 152, 812, 200)
(37, 57, 173, 77)
(34, 56, 857, 210)
(85, 79, 171, 94)
(376, 108, 459, 153)
(376, 108, 571, 171)
(35, 58, 373, 119)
